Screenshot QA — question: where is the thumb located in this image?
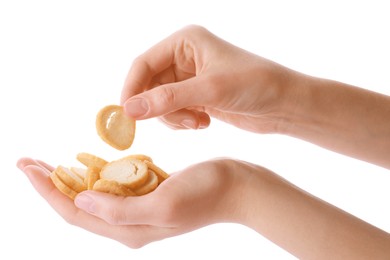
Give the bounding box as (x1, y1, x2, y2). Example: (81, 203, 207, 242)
(123, 76, 217, 120)
(74, 191, 155, 225)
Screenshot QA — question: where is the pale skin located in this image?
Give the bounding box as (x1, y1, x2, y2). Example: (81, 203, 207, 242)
(17, 25, 390, 259)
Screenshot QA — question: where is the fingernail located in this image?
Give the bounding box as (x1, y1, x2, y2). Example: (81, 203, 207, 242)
(199, 123, 209, 129)
(181, 119, 197, 129)
(124, 98, 149, 117)
(75, 194, 95, 214)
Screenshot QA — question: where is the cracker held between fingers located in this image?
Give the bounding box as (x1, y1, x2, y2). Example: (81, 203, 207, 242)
(96, 105, 136, 150)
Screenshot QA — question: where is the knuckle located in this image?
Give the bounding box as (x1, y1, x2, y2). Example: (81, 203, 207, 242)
(158, 86, 177, 107)
(181, 24, 208, 36)
(105, 207, 127, 225)
(131, 55, 154, 75)
(174, 25, 211, 46)
(131, 56, 144, 70)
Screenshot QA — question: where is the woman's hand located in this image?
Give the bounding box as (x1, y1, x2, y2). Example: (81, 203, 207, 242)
(121, 25, 390, 168)
(17, 156, 390, 258)
(16, 157, 254, 248)
(121, 25, 298, 133)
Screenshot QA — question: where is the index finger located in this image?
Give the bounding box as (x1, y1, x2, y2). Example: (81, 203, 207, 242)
(120, 37, 175, 105)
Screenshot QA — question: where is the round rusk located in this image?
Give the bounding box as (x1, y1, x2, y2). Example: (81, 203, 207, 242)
(70, 167, 87, 181)
(54, 165, 87, 193)
(76, 152, 107, 170)
(96, 105, 136, 150)
(134, 170, 158, 195)
(124, 154, 153, 163)
(50, 171, 78, 200)
(93, 179, 136, 196)
(144, 161, 169, 184)
(100, 157, 148, 189)
(86, 166, 100, 190)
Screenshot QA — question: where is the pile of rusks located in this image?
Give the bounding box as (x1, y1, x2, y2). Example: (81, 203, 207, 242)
(50, 105, 169, 200)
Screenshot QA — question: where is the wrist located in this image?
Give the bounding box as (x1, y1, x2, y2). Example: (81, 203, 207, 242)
(217, 161, 276, 225)
(268, 67, 310, 135)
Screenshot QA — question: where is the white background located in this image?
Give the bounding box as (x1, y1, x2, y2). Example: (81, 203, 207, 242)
(1, 1, 389, 259)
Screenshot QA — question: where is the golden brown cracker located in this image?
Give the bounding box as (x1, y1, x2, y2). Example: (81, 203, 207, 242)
(86, 167, 100, 190)
(70, 167, 87, 181)
(96, 105, 136, 150)
(100, 157, 148, 189)
(93, 179, 136, 196)
(50, 171, 78, 200)
(144, 161, 169, 184)
(76, 152, 107, 170)
(124, 154, 153, 163)
(134, 170, 158, 196)
(54, 165, 87, 193)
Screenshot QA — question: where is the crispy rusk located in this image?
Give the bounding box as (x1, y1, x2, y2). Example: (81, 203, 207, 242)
(53, 165, 87, 193)
(70, 167, 87, 181)
(134, 170, 158, 195)
(144, 161, 169, 184)
(86, 166, 100, 190)
(124, 154, 153, 163)
(50, 171, 78, 200)
(52, 153, 167, 197)
(93, 179, 136, 196)
(96, 105, 136, 150)
(76, 152, 107, 170)
(100, 157, 148, 189)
